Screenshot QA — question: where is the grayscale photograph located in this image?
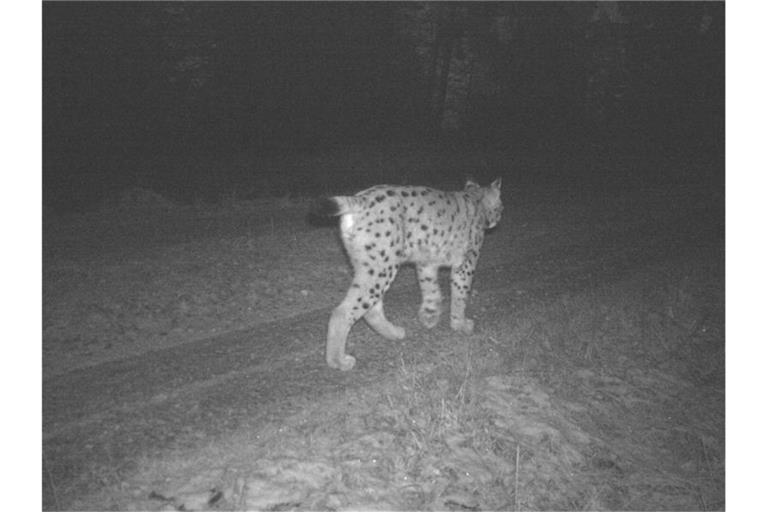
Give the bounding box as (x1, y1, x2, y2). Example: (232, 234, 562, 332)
(42, 2, 724, 510)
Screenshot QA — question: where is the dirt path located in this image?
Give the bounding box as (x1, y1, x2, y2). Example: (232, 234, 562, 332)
(43, 199, 723, 509)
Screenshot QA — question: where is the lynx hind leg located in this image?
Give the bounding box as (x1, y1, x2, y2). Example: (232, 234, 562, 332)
(417, 264, 443, 328)
(360, 261, 403, 339)
(365, 300, 405, 340)
(327, 264, 401, 370)
(326, 278, 369, 370)
(326, 301, 361, 371)
(449, 258, 477, 335)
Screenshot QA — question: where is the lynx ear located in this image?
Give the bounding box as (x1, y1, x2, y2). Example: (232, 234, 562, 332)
(464, 178, 480, 190)
(490, 177, 502, 190)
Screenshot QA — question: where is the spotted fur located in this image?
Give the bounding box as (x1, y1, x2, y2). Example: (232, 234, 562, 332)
(320, 179, 503, 370)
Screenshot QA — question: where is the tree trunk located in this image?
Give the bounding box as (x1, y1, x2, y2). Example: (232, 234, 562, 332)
(432, 7, 460, 131)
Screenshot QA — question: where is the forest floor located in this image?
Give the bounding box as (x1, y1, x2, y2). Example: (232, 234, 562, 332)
(43, 165, 724, 510)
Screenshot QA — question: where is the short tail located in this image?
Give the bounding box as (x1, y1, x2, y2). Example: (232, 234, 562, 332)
(312, 195, 366, 217)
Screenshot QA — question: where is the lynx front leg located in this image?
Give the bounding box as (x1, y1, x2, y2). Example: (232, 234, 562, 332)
(417, 264, 443, 328)
(450, 257, 477, 334)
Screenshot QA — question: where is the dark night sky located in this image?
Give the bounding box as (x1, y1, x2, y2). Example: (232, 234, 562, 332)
(42, 2, 724, 210)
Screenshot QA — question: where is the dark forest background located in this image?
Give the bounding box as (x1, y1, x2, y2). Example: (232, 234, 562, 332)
(43, 2, 724, 212)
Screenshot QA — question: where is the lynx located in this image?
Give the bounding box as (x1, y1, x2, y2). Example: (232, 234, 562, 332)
(318, 179, 502, 370)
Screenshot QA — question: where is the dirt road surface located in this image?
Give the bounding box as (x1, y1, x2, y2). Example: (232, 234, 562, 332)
(43, 186, 724, 510)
